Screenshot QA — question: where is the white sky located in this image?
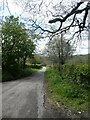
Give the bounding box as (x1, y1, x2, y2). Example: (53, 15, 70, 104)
(0, 0, 89, 55)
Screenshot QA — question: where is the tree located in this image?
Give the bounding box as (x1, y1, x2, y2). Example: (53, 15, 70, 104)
(20, 38, 35, 68)
(17, 0, 90, 39)
(1, 16, 35, 73)
(4, 0, 90, 40)
(48, 1, 90, 35)
(45, 34, 75, 70)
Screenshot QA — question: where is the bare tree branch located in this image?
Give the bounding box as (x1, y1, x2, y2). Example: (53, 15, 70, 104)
(6, 0, 12, 15)
(48, 1, 90, 34)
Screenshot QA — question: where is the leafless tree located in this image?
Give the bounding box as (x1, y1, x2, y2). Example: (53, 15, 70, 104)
(22, 0, 90, 43)
(44, 34, 75, 70)
(2, 0, 90, 41)
(48, 1, 90, 36)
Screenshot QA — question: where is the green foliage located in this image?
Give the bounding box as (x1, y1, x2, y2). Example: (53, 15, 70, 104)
(18, 67, 32, 78)
(2, 16, 35, 70)
(3, 70, 28, 82)
(29, 55, 45, 66)
(2, 70, 14, 81)
(74, 64, 89, 85)
(29, 64, 42, 69)
(2, 66, 33, 82)
(1, 16, 36, 80)
(45, 64, 89, 111)
(62, 64, 89, 88)
(2, 63, 42, 82)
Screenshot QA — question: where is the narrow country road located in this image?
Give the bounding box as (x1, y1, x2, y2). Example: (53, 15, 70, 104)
(2, 67, 46, 118)
(2, 67, 65, 119)
(1, 67, 85, 119)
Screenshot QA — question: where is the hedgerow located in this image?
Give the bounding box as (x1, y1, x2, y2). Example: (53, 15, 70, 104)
(45, 63, 89, 111)
(62, 64, 89, 88)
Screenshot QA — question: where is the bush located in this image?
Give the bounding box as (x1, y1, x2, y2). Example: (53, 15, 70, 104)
(64, 85, 88, 99)
(19, 68, 32, 78)
(74, 64, 89, 86)
(2, 66, 33, 82)
(62, 64, 89, 88)
(8, 63, 21, 78)
(45, 64, 89, 111)
(30, 64, 42, 69)
(2, 70, 14, 82)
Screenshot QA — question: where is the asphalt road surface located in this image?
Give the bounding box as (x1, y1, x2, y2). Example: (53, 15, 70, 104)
(2, 67, 65, 119)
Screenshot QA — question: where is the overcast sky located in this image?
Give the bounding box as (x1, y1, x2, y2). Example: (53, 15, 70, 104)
(0, 0, 89, 55)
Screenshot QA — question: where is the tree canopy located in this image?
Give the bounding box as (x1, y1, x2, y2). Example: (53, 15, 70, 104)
(1, 16, 35, 72)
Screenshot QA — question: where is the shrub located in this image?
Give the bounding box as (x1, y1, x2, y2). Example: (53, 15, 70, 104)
(2, 70, 14, 82)
(74, 64, 89, 86)
(62, 64, 89, 88)
(45, 65, 89, 111)
(30, 64, 42, 69)
(2, 65, 33, 82)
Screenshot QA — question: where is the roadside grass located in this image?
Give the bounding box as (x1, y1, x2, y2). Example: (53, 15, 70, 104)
(2, 64, 42, 82)
(45, 67, 89, 112)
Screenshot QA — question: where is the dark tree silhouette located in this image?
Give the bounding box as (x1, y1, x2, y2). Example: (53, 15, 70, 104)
(48, 1, 90, 34)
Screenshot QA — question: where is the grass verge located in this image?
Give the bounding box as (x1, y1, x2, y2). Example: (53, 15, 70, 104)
(45, 67, 89, 112)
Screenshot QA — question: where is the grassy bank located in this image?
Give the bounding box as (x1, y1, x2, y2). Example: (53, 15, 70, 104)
(2, 64, 42, 82)
(45, 65, 89, 112)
